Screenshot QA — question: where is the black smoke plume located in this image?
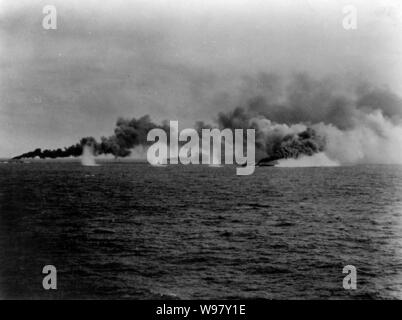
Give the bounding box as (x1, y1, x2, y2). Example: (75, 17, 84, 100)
(13, 109, 325, 163)
(13, 74, 402, 164)
(215, 106, 325, 163)
(13, 116, 169, 160)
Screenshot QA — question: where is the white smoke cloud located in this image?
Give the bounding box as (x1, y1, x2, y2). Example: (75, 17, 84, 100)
(314, 110, 402, 165)
(81, 145, 98, 166)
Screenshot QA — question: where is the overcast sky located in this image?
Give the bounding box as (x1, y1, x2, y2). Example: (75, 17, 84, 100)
(1, 0, 401, 157)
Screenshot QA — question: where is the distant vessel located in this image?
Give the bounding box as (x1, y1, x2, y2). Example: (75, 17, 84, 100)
(256, 157, 279, 167)
(240, 157, 279, 167)
(257, 159, 278, 167)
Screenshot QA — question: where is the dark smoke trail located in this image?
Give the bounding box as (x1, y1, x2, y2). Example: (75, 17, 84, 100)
(13, 138, 93, 160)
(13, 110, 324, 162)
(13, 116, 169, 160)
(14, 74, 401, 163)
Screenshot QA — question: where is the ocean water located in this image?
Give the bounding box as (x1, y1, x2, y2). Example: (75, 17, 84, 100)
(1, 162, 402, 299)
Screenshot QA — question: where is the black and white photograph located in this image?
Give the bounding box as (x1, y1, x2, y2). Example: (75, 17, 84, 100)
(1, 0, 402, 305)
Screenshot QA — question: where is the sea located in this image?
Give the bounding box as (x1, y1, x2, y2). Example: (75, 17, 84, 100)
(0, 161, 402, 299)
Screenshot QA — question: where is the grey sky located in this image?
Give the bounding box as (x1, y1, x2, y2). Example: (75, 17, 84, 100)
(1, 0, 401, 157)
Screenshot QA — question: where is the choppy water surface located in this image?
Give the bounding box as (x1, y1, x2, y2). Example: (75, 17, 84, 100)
(1, 162, 402, 299)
